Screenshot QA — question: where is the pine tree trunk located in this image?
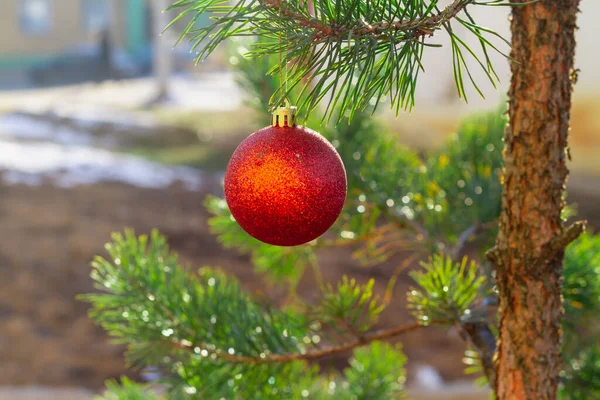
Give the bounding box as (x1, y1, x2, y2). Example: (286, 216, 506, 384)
(488, 1, 583, 399)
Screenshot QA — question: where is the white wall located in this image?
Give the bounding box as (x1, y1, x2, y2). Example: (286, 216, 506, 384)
(413, 1, 599, 110)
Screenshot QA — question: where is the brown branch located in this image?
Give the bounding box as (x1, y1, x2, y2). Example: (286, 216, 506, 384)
(314, 222, 397, 249)
(262, 0, 473, 42)
(488, 220, 587, 269)
(452, 223, 482, 261)
(382, 206, 429, 241)
(384, 253, 420, 305)
(171, 321, 428, 364)
(459, 321, 497, 386)
(545, 220, 586, 257)
(451, 220, 496, 261)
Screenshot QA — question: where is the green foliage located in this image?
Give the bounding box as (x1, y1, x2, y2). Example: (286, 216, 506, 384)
(205, 195, 316, 285)
(167, 342, 407, 400)
(167, 0, 509, 121)
(421, 110, 505, 242)
(169, 358, 322, 400)
(560, 233, 600, 399)
(80, 230, 314, 363)
(82, 230, 410, 399)
(326, 107, 422, 226)
(408, 254, 485, 324)
(559, 346, 600, 400)
(322, 108, 505, 262)
(340, 341, 407, 399)
(562, 233, 600, 336)
(96, 377, 159, 400)
(318, 277, 385, 334)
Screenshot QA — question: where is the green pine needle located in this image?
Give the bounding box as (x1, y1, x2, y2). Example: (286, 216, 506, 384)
(167, 0, 511, 122)
(408, 254, 485, 324)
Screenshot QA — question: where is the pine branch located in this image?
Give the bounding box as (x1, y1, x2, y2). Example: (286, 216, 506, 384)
(170, 321, 428, 364)
(262, 0, 473, 42)
(168, 0, 510, 121)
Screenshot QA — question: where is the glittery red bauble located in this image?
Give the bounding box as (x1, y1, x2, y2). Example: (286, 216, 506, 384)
(224, 125, 347, 246)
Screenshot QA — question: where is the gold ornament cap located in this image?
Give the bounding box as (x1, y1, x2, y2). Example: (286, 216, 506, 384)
(272, 99, 297, 127)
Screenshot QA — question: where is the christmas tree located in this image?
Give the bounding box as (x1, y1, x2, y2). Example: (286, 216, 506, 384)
(82, 1, 597, 399)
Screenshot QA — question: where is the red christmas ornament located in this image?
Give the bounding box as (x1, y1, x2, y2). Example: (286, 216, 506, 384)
(224, 103, 347, 246)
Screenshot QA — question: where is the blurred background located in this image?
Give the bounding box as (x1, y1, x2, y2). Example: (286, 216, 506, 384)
(0, 0, 598, 399)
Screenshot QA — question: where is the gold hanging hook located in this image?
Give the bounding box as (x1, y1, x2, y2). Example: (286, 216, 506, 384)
(272, 98, 297, 127)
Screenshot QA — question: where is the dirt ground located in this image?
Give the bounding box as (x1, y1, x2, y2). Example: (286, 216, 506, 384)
(0, 174, 472, 389)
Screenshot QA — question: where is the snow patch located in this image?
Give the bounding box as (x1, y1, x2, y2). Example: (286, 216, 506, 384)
(0, 73, 242, 112)
(0, 141, 204, 190)
(414, 365, 444, 390)
(0, 110, 160, 149)
(0, 113, 94, 146)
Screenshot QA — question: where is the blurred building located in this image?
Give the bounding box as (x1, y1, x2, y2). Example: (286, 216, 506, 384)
(0, 0, 152, 84)
(0, 0, 213, 89)
(1, 0, 149, 61)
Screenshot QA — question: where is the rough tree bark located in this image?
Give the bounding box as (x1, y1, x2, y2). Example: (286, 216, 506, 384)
(487, 1, 584, 399)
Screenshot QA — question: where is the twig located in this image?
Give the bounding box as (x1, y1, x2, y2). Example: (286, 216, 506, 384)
(171, 321, 428, 364)
(314, 222, 396, 249)
(546, 220, 586, 257)
(308, 256, 324, 288)
(459, 320, 497, 386)
(383, 206, 429, 241)
(452, 224, 481, 261)
(451, 221, 496, 261)
(384, 253, 420, 305)
(262, 0, 474, 43)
